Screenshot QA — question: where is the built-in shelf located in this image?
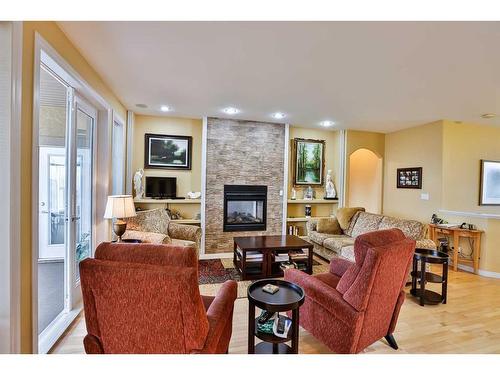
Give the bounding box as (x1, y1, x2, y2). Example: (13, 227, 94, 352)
(286, 216, 332, 222)
(287, 199, 338, 204)
(171, 219, 201, 224)
(134, 198, 201, 204)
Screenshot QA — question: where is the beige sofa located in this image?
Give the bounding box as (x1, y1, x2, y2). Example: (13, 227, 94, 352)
(306, 211, 436, 262)
(123, 208, 202, 255)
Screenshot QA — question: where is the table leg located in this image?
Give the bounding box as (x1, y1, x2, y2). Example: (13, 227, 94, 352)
(241, 249, 247, 280)
(411, 256, 418, 291)
(442, 260, 448, 304)
(291, 308, 299, 354)
(307, 246, 313, 274)
(248, 301, 255, 354)
(473, 235, 480, 274)
(420, 259, 426, 306)
(453, 232, 459, 272)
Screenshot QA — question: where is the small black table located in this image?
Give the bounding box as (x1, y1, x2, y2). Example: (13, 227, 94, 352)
(247, 279, 305, 354)
(410, 248, 449, 306)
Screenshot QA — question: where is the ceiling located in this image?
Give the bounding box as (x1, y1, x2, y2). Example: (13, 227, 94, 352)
(57, 21, 500, 133)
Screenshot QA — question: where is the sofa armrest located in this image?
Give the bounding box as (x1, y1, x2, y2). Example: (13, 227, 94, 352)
(284, 269, 360, 325)
(122, 229, 171, 244)
(306, 219, 318, 235)
(416, 238, 436, 250)
(330, 258, 354, 277)
(199, 280, 238, 353)
(168, 222, 201, 248)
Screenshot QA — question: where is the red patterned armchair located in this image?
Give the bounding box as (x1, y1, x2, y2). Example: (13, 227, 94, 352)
(285, 229, 415, 353)
(80, 242, 237, 354)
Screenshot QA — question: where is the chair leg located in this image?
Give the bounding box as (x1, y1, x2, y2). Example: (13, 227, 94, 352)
(385, 334, 398, 350)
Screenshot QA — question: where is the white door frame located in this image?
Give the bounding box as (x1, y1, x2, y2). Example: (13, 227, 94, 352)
(32, 33, 113, 354)
(112, 112, 126, 195)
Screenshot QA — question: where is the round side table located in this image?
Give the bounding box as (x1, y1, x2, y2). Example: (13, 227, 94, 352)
(247, 279, 305, 354)
(410, 248, 449, 306)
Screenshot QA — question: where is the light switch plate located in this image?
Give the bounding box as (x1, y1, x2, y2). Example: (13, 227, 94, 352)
(420, 193, 429, 200)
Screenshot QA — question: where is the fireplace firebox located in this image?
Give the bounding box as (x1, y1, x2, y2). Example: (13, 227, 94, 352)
(223, 185, 267, 232)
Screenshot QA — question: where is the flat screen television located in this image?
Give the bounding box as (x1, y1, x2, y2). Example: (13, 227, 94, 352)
(145, 177, 177, 199)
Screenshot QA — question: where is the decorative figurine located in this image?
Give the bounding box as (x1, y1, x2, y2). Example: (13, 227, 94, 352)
(133, 169, 144, 200)
(304, 186, 314, 200)
(187, 191, 201, 199)
(291, 188, 297, 200)
(325, 169, 337, 199)
(305, 205, 312, 218)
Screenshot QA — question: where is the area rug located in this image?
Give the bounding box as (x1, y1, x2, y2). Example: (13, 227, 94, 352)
(198, 256, 329, 299)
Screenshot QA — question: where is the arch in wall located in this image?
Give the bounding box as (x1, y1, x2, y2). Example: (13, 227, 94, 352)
(348, 148, 383, 213)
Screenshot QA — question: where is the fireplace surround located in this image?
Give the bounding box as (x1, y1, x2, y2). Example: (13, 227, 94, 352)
(223, 185, 267, 232)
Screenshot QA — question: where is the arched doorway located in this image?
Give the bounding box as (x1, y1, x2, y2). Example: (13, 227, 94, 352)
(348, 148, 383, 213)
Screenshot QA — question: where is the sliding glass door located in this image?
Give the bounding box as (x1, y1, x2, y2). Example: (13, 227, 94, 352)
(36, 63, 95, 352)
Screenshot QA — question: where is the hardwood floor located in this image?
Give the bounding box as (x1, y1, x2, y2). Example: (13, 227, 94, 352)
(51, 268, 500, 354)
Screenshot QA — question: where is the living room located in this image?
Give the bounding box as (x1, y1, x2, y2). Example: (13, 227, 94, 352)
(1, 1, 500, 374)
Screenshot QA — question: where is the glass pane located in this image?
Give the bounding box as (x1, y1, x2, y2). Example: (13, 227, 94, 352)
(38, 66, 67, 334)
(75, 108, 93, 279)
(48, 155, 65, 245)
(226, 200, 264, 223)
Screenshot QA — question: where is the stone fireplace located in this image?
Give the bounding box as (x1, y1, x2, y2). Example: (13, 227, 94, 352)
(223, 185, 267, 232)
(204, 117, 285, 254)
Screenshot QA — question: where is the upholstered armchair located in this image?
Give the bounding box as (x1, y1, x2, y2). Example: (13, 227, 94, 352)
(285, 229, 415, 354)
(80, 243, 237, 354)
(123, 208, 202, 255)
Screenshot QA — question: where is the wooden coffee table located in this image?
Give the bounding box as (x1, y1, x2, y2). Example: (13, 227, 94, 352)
(233, 235, 313, 280)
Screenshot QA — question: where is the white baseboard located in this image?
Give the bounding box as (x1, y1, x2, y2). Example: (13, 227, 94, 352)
(199, 252, 233, 260)
(457, 264, 500, 279)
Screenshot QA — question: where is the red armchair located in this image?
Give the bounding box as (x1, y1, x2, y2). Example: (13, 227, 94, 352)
(285, 229, 415, 353)
(79, 242, 237, 354)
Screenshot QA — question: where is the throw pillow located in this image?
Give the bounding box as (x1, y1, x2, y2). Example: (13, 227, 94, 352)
(336, 207, 365, 230)
(316, 217, 342, 234)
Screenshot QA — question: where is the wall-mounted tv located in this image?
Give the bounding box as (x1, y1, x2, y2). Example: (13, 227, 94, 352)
(145, 177, 177, 199)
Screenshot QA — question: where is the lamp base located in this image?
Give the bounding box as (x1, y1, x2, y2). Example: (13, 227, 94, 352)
(113, 219, 127, 242)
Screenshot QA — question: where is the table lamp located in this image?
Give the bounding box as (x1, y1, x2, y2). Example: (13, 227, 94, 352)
(104, 195, 137, 241)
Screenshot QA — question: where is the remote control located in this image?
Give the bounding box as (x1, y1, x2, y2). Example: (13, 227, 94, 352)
(277, 316, 286, 334)
(258, 310, 275, 324)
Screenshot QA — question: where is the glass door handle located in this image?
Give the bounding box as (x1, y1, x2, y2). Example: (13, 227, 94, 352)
(71, 216, 81, 222)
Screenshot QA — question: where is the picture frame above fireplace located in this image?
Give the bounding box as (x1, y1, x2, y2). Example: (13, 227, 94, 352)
(293, 138, 325, 186)
(144, 133, 192, 170)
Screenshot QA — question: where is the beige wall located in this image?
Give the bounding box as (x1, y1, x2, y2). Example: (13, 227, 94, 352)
(348, 148, 383, 213)
(132, 115, 202, 197)
(287, 126, 341, 220)
(345, 130, 385, 208)
(383, 121, 443, 222)
(20, 22, 126, 353)
(383, 120, 500, 274)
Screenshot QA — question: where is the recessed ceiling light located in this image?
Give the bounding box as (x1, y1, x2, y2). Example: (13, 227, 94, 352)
(320, 120, 335, 127)
(272, 112, 286, 120)
(222, 107, 240, 115)
(135, 103, 148, 108)
(160, 105, 171, 112)
(481, 113, 496, 119)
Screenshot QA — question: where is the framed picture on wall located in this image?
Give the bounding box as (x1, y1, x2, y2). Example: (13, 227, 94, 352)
(396, 167, 422, 189)
(293, 138, 325, 186)
(479, 159, 500, 205)
(144, 133, 192, 170)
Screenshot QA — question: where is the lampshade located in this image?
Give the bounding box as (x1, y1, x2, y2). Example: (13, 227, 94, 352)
(103, 195, 137, 219)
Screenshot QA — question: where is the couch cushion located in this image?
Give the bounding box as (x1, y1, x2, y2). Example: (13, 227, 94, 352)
(309, 231, 341, 246)
(316, 217, 342, 234)
(378, 216, 425, 240)
(323, 236, 355, 255)
(350, 212, 384, 238)
(125, 208, 171, 234)
(336, 207, 365, 231)
(416, 238, 437, 250)
(122, 230, 171, 244)
(340, 245, 355, 261)
(171, 238, 197, 248)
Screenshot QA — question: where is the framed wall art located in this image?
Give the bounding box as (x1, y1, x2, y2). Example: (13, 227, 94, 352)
(293, 138, 325, 186)
(144, 133, 192, 170)
(397, 167, 422, 189)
